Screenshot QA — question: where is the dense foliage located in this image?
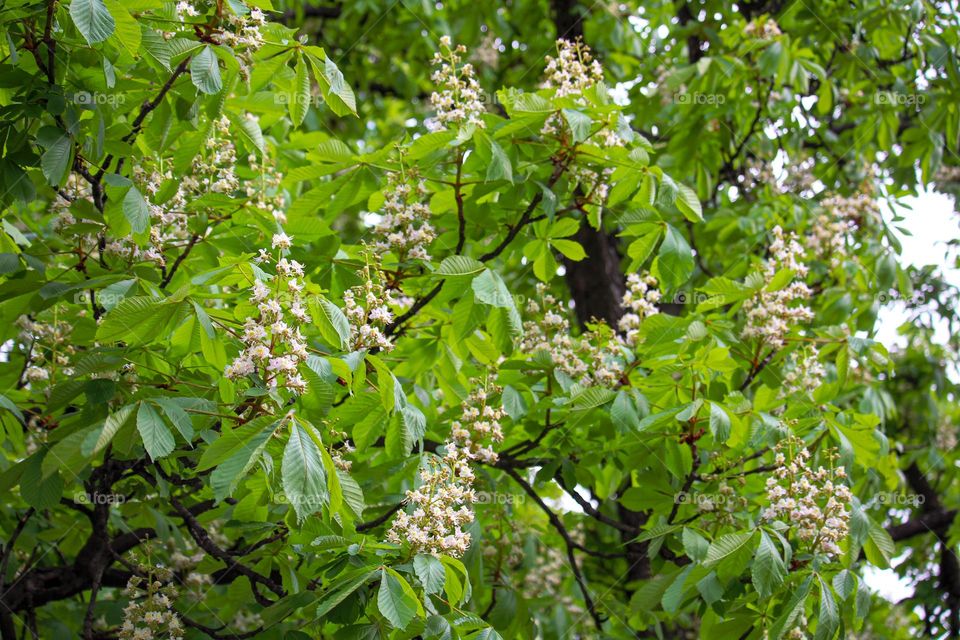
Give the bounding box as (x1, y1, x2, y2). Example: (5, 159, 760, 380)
(1, 0, 959, 638)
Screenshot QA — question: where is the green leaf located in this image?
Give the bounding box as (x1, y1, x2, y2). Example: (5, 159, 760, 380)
(198, 416, 278, 471)
(414, 554, 446, 595)
(485, 137, 513, 182)
(141, 26, 171, 71)
(96, 296, 186, 346)
(863, 518, 896, 569)
(153, 398, 195, 443)
(0, 394, 25, 424)
(769, 575, 813, 639)
(655, 224, 694, 292)
(87, 404, 135, 455)
(282, 421, 328, 522)
(709, 402, 731, 443)
(682, 527, 710, 562)
(626, 228, 663, 270)
(551, 238, 586, 261)
(290, 53, 311, 127)
(472, 269, 512, 308)
(122, 186, 150, 234)
(562, 108, 591, 143)
(832, 569, 857, 601)
(39, 130, 72, 186)
(314, 298, 351, 351)
(752, 531, 786, 598)
(437, 255, 485, 277)
(210, 427, 274, 501)
(229, 111, 265, 155)
(315, 569, 378, 618)
(705, 531, 755, 566)
(675, 183, 703, 222)
(814, 577, 839, 640)
(70, 0, 115, 45)
(104, 0, 140, 56)
(191, 45, 223, 95)
(21, 455, 63, 510)
(136, 401, 175, 461)
(661, 564, 694, 613)
(378, 568, 418, 630)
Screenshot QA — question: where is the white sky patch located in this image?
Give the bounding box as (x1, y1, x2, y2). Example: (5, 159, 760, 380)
(876, 188, 959, 349)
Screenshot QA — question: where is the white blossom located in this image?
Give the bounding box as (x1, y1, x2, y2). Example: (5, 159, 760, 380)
(762, 436, 851, 558)
(374, 173, 436, 261)
(119, 565, 183, 640)
(741, 226, 814, 348)
(387, 380, 504, 557)
(428, 38, 486, 131)
(225, 232, 310, 394)
(618, 272, 661, 346)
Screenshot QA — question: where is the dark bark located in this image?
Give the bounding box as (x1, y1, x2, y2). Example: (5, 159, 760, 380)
(563, 222, 627, 328)
(903, 462, 960, 636)
(550, 0, 649, 591)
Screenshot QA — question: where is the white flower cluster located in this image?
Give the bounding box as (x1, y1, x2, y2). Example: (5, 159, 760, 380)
(450, 382, 506, 465)
(374, 172, 436, 261)
(246, 137, 288, 224)
(542, 38, 604, 98)
(124, 116, 241, 267)
(618, 273, 661, 346)
(821, 191, 880, 226)
(221, 7, 267, 51)
(174, 1, 199, 20)
(429, 36, 486, 131)
(539, 38, 622, 151)
(741, 226, 814, 348)
(224, 233, 309, 394)
(783, 346, 826, 398)
(567, 164, 614, 204)
(231, 610, 263, 633)
(804, 212, 852, 268)
(119, 567, 183, 640)
(744, 18, 782, 39)
(388, 382, 504, 556)
(523, 525, 585, 620)
(762, 437, 851, 558)
(520, 284, 624, 387)
(17, 313, 76, 384)
(344, 261, 395, 352)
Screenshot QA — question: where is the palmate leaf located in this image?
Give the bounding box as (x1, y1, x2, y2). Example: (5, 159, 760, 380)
(122, 186, 150, 234)
(190, 45, 223, 95)
(413, 554, 446, 595)
(136, 401, 174, 461)
(377, 568, 419, 630)
(705, 531, 755, 566)
(96, 295, 188, 346)
(197, 416, 279, 471)
(70, 0, 115, 44)
(282, 421, 328, 522)
(751, 531, 786, 598)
